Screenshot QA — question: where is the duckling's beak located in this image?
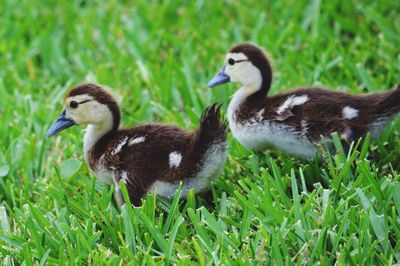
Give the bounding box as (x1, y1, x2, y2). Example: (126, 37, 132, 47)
(208, 66, 230, 88)
(47, 110, 76, 137)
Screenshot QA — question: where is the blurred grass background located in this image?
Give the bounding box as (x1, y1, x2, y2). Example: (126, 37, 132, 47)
(0, 0, 399, 264)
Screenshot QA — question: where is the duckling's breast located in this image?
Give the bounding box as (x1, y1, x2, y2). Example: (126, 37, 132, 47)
(230, 120, 319, 159)
(93, 164, 114, 185)
(88, 155, 114, 185)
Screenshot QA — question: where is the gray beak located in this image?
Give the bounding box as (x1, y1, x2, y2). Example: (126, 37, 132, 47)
(208, 66, 230, 88)
(47, 110, 76, 137)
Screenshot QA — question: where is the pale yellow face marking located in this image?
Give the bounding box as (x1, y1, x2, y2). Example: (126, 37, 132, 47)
(223, 52, 262, 94)
(63, 94, 112, 126)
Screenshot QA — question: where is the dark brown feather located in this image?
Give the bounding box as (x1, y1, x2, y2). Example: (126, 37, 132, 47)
(228, 44, 400, 143)
(76, 98, 227, 206)
(63, 84, 227, 206)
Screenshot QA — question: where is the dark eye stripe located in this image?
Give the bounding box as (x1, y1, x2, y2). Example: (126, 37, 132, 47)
(227, 59, 249, 65)
(78, 100, 91, 104)
(69, 99, 92, 109)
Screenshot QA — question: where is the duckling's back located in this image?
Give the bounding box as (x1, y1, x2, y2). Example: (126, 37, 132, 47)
(98, 104, 227, 205)
(370, 84, 400, 115)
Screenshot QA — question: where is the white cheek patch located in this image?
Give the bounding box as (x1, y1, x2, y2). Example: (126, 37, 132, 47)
(128, 136, 146, 146)
(277, 95, 309, 115)
(66, 94, 112, 126)
(65, 94, 94, 105)
(65, 95, 94, 117)
(342, 106, 359, 120)
(169, 151, 182, 168)
(112, 136, 128, 155)
(224, 52, 263, 93)
(225, 53, 249, 78)
(86, 102, 110, 123)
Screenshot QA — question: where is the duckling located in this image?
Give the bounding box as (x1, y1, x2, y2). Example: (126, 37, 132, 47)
(47, 83, 227, 206)
(208, 43, 400, 159)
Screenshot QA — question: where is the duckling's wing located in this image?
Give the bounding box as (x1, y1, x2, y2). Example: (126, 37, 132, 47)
(272, 93, 312, 121)
(302, 117, 367, 143)
(261, 88, 396, 142)
(98, 133, 156, 206)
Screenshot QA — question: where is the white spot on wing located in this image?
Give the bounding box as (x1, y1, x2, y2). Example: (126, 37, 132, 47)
(277, 95, 309, 115)
(148, 142, 227, 198)
(256, 108, 265, 121)
(169, 151, 182, 168)
(342, 106, 359, 120)
(128, 136, 145, 146)
(112, 136, 128, 155)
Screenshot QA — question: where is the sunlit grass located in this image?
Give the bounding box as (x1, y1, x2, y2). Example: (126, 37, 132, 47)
(0, 0, 399, 264)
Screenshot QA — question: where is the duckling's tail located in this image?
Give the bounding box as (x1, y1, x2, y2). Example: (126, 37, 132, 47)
(374, 84, 400, 115)
(196, 103, 227, 151)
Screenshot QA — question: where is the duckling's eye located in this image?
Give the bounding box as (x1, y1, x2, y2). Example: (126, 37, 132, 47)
(228, 58, 235, 65)
(70, 101, 78, 108)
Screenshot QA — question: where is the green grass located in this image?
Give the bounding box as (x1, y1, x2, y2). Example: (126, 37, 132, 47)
(1, 0, 400, 264)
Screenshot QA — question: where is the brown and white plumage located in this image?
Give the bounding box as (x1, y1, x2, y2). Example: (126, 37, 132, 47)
(208, 43, 400, 159)
(47, 83, 227, 206)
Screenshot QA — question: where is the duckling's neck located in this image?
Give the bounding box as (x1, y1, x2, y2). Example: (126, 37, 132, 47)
(83, 102, 121, 162)
(228, 79, 264, 121)
(83, 120, 114, 160)
(228, 57, 274, 123)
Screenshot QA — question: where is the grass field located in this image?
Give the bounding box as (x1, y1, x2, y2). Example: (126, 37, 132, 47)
(1, 0, 400, 264)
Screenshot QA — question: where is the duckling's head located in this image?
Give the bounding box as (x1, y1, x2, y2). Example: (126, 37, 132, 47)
(208, 43, 272, 95)
(47, 83, 121, 136)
